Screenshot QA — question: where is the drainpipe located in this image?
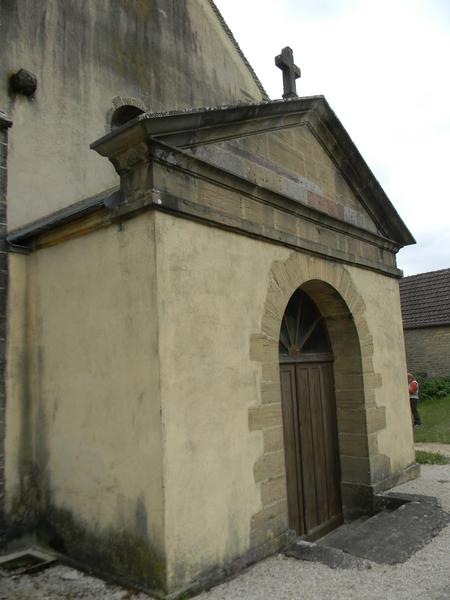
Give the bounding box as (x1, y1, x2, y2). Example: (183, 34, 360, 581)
(0, 111, 12, 546)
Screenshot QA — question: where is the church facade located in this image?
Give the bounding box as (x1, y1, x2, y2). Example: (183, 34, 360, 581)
(1, 1, 417, 598)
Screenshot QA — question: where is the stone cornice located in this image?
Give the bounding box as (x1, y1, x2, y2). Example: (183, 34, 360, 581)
(9, 99, 409, 279)
(91, 97, 415, 247)
(7, 187, 119, 249)
(147, 139, 400, 253)
(8, 140, 402, 278)
(91, 98, 320, 157)
(9, 189, 402, 278)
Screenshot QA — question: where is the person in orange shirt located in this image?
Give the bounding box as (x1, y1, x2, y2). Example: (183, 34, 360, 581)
(408, 373, 422, 427)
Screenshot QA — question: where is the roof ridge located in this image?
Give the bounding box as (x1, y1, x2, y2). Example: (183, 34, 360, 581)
(207, 0, 270, 102)
(401, 267, 450, 281)
(400, 267, 450, 328)
(139, 96, 324, 120)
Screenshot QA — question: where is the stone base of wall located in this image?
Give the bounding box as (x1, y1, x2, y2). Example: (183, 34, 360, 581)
(342, 462, 420, 519)
(177, 463, 419, 597)
(41, 528, 296, 600)
(167, 529, 296, 600)
(372, 462, 420, 494)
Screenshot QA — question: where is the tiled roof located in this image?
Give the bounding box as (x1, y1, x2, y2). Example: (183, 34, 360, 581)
(399, 268, 450, 329)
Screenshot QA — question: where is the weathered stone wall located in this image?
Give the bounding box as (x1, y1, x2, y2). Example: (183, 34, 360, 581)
(192, 125, 379, 234)
(4, 213, 167, 593)
(148, 150, 398, 274)
(404, 326, 450, 377)
(154, 212, 286, 592)
(154, 212, 414, 594)
(0, 0, 265, 229)
(354, 270, 415, 477)
(58, 99, 414, 594)
(4, 205, 415, 596)
(0, 112, 11, 542)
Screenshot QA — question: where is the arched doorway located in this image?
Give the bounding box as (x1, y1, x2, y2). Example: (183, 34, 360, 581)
(279, 287, 342, 539)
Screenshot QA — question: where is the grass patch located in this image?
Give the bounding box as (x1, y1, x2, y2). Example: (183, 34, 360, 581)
(413, 395, 450, 444)
(415, 450, 450, 465)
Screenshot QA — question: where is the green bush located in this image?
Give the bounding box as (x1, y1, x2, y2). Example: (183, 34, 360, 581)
(415, 450, 450, 465)
(415, 374, 450, 401)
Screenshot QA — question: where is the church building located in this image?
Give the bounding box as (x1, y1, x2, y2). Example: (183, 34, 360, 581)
(0, 1, 417, 598)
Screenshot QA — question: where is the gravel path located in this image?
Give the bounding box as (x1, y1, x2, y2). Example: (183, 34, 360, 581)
(415, 443, 450, 458)
(0, 461, 449, 600)
(198, 463, 450, 600)
(0, 564, 151, 600)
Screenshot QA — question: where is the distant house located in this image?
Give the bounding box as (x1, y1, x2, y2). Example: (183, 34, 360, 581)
(399, 268, 450, 377)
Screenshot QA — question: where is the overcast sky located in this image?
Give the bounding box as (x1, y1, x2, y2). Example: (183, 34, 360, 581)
(215, 0, 450, 276)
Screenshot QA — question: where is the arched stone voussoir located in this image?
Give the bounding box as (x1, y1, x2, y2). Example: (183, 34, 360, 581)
(261, 302, 285, 340)
(250, 333, 279, 363)
(248, 250, 388, 534)
(256, 252, 377, 371)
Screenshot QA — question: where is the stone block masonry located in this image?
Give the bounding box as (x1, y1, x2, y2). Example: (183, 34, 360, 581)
(404, 326, 450, 377)
(0, 112, 12, 545)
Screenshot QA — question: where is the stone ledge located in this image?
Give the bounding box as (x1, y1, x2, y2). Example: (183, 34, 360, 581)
(285, 539, 370, 569)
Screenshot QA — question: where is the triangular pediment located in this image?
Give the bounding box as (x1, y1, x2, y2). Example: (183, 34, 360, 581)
(188, 125, 380, 235)
(92, 97, 414, 246)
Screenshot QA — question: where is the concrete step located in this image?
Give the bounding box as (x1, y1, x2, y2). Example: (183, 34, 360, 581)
(285, 539, 371, 570)
(317, 516, 370, 548)
(319, 498, 449, 564)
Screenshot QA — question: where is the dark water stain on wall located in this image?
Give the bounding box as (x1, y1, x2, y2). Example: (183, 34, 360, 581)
(38, 502, 166, 593)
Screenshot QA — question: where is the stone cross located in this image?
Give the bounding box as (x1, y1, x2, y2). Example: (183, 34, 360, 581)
(275, 47, 301, 99)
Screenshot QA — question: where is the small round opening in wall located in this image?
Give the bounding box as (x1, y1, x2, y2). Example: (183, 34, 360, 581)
(111, 105, 145, 129)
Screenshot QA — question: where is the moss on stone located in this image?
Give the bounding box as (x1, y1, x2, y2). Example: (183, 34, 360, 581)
(37, 504, 166, 593)
(7, 483, 165, 593)
(6, 461, 42, 540)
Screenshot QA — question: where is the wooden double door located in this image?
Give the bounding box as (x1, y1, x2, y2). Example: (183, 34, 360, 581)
(280, 359, 342, 539)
